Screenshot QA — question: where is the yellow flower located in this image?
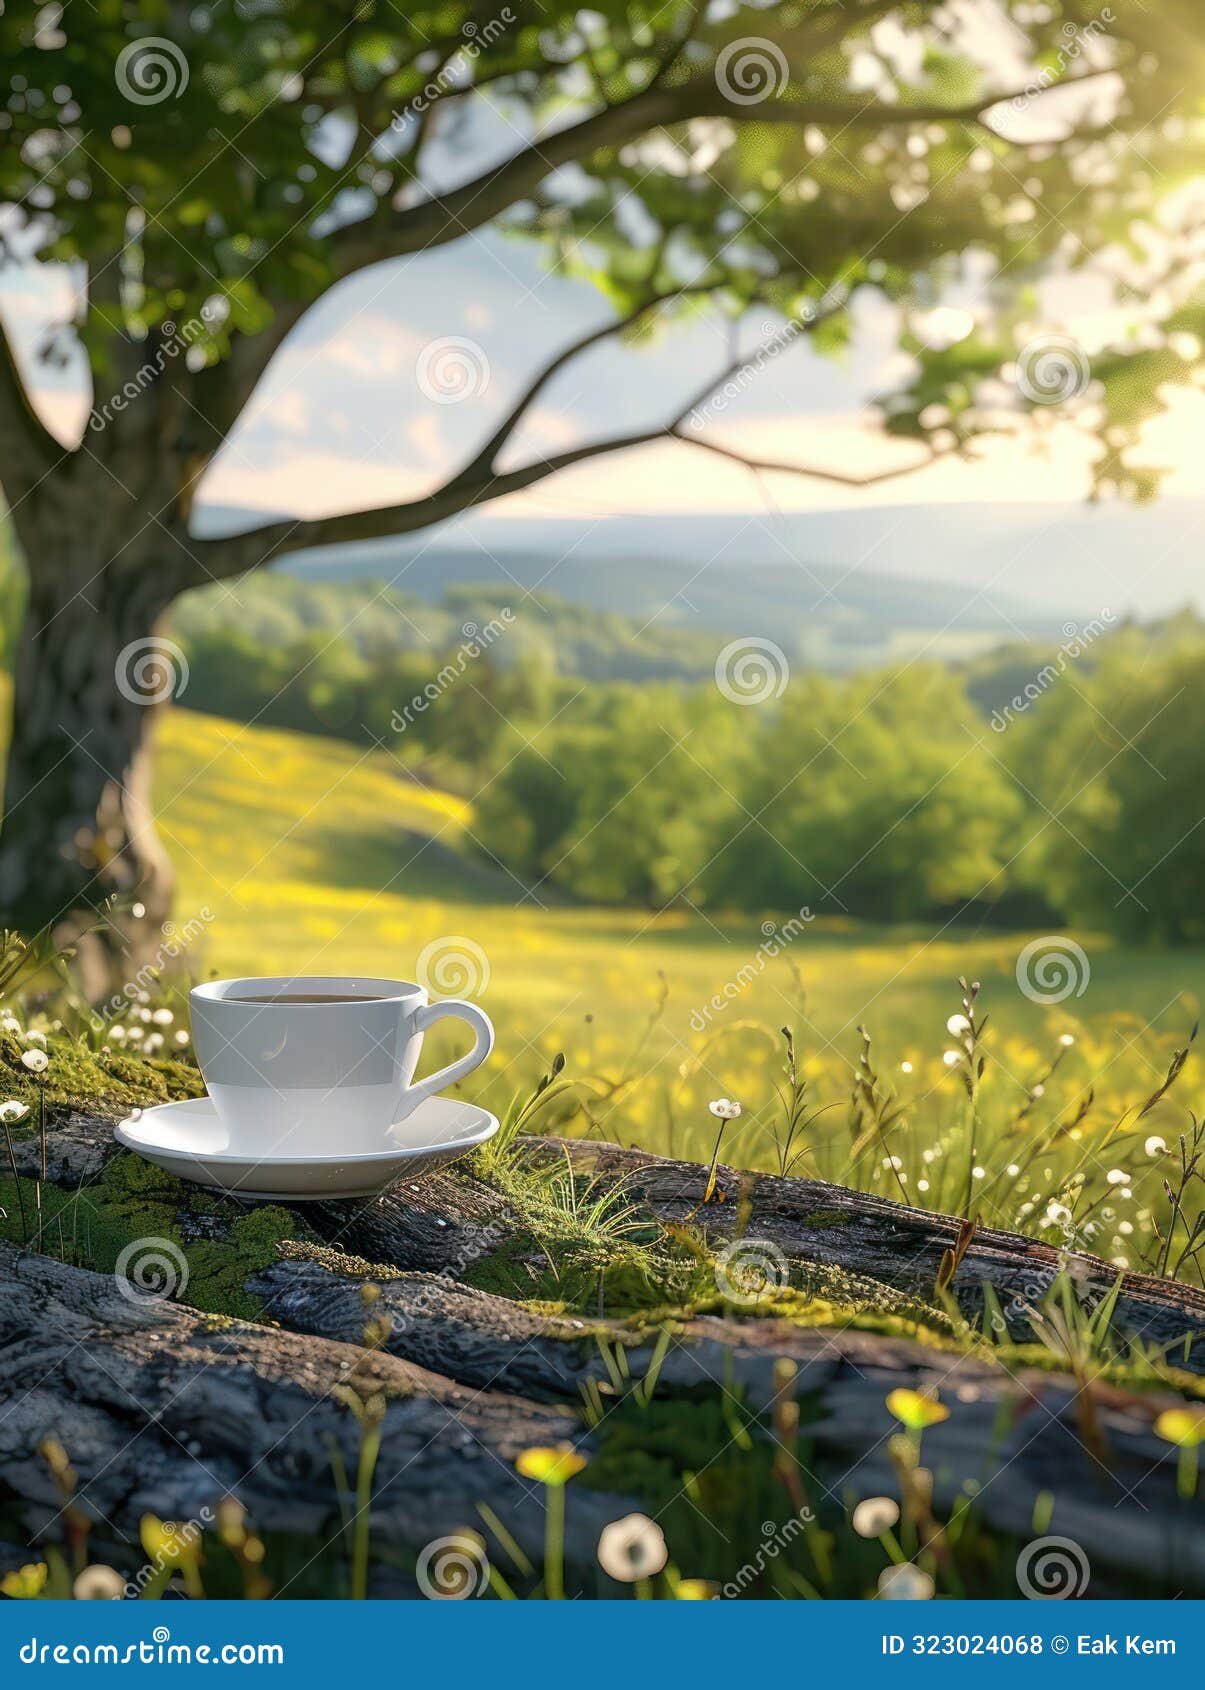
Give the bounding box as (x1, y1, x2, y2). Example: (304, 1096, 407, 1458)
(139, 1514, 200, 1567)
(1155, 1406, 1205, 1448)
(2, 1562, 48, 1598)
(515, 1444, 588, 1486)
(673, 1577, 716, 1600)
(887, 1389, 950, 1432)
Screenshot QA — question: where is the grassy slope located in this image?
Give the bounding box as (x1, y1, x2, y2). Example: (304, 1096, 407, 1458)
(153, 709, 1204, 1198)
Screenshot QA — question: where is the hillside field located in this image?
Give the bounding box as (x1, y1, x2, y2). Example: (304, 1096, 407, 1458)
(147, 708, 1205, 1238)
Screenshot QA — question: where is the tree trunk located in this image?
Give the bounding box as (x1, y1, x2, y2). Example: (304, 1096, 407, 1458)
(0, 554, 180, 989)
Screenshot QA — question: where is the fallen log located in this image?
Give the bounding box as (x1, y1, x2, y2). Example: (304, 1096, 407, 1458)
(545, 1138, 1205, 1371)
(0, 1244, 625, 1591)
(251, 1250, 1205, 1592)
(25, 1112, 1205, 1367)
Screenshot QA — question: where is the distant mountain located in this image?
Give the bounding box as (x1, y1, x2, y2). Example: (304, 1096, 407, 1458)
(194, 497, 1202, 667)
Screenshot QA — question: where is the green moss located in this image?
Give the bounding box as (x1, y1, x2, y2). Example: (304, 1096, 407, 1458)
(798, 1208, 854, 1229)
(0, 1029, 203, 1121)
(0, 1150, 300, 1321)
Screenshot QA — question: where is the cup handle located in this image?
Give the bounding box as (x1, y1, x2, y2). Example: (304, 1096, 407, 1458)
(410, 998, 495, 1103)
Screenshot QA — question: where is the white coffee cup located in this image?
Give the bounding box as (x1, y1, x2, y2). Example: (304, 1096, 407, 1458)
(189, 975, 494, 1154)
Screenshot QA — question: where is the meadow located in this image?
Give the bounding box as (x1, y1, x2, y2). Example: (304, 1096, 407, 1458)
(152, 707, 1205, 1279)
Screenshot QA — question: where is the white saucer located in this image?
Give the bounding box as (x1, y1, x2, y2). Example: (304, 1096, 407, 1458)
(114, 1093, 498, 1200)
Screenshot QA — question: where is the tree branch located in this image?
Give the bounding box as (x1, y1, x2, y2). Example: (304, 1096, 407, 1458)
(191, 303, 965, 579)
(335, 67, 1125, 272)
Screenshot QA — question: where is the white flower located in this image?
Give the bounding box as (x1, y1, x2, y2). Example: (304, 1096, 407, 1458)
(152, 1007, 174, 1026)
(917, 1179, 929, 1193)
(1045, 1202, 1072, 1227)
(0, 1100, 29, 1123)
(597, 1514, 668, 1582)
(22, 1030, 47, 1048)
(144, 1033, 164, 1053)
(174, 1029, 190, 1047)
(942, 1050, 960, 1067)
(108, 1025, 127, 1041)
(125, 1025, 144, 1041)
(900, 1061, 913, 1074)
(1059, 1033, 1075, 1046)
(1006, 1163, 1020, 1177)
(1106, 1168, 1128, 1185)
(1145, 1135, 1167, 1157)
(20, 1049, 48, 1074)
(73, 1564, 125, 1600)
(972, 1166, 985, 1180)
(946, 1014, 970, 1036)
(708, 1098, 742, 1120)
(852, 1497, 899, 1538)
(138, 1006, 153, 1023)
(1, 1015, 20, 1036)
(878, 1563, 935, 1600)
(1030, 1083, 1045, 1099)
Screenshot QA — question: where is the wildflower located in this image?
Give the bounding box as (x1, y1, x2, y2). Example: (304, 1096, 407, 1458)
(126, 1025, 145, 1041)
(1106, 1168, 1128, 1185)
(515, 1445, 587, 1486)
(174, 1029, 190, 1047)
(1045, 1202, 1072, 1228)
(672, 1578, 715, 1599)
(708, 1098, 741, 1119)
(1155, 1407, 1205, 1449)
(878, 1563, 935, 1600)
(1006, 1163, 1020, 1176)
(109, 1025, 127, 1042)
(972, 1166, 984, 1180)
(152, 1007, 174, 1026)
(887, 1389, 949, 1432)
(1145, 1136, 1167, 1157)
(1, 1562, 48, 1598)
(942, 1050, 959, 1067)
(140, 1515, 200, 1569)
(852, 1496, 899, 1538)
(1059, 1033, 1075, 1046)
(0, 1015, 20, 1035)
(73, 1564, 125, 1600)
(1156, 1405, 1205, 1499)
(0, 1100, 29, 1123)
(144, 1033, 164, 1053)
(597, 1514, 668, 1582)
(22, 1030, 46, 1048)
(138, 1006, 153, 1023)
(917, 1179, 929, 1193)
(1030, 1084, 1044, 1098)
(20, 1049, 48, 1074)
(946, 1014, 970, 1036)
(900, 1060, 913, 1074)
